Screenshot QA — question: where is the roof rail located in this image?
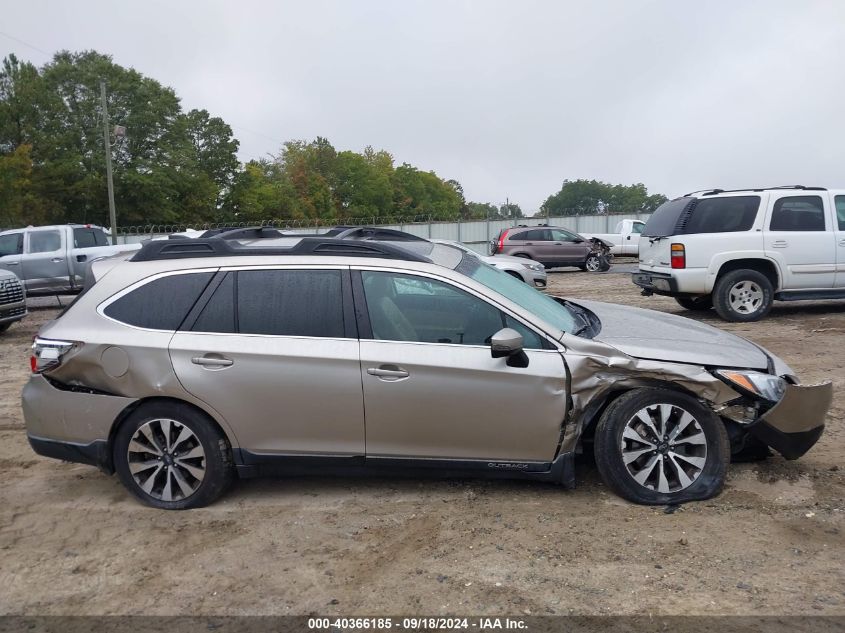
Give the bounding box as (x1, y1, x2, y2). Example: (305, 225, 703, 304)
(207, 226, 285, 240)
(130, 236, 431, 263)
(692, 185, 827, 197)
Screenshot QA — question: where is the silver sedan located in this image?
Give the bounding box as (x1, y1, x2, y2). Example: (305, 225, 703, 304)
(430, 239, 546, 288)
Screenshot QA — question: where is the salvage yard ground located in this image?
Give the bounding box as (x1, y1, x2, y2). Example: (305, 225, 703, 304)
(0, 265, 843, 616)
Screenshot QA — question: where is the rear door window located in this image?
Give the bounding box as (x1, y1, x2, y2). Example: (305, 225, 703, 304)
(684, 196, 760, 234)
(237, 269, 344, 338)
(73, 228, 110, 248)
(770, 196, 827, 231)
(104, 272, 214, 330)
(517, 229, 548, 241)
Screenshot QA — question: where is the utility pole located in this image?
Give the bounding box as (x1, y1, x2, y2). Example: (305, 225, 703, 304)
(101, 81, 118, 243)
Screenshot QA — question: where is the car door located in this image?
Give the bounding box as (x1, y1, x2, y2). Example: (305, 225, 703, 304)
(834, 194, 845, 288)
(168, 266, 365, 456)
(548, 228, 590, 264)
(0, 232, 24, 277)
(355, 268, 568, 464)
(21, 228, 70, 292)
(764, 194, 836, 289)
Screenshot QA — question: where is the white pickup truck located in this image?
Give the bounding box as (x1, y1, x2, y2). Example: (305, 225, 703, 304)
(0, 224, 140, 295)
(580, 219, 645, 256)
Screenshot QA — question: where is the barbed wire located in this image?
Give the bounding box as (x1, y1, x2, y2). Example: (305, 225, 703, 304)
(115, 209, 651, 235)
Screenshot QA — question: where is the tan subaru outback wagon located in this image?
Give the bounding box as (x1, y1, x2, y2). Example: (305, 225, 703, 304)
(23, 233, 831, 509)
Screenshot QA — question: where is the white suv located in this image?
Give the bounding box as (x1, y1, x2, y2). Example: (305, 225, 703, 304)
(633, 186, 845, 321)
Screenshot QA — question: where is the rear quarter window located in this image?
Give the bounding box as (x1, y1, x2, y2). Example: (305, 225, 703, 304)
(684, 196, 760, 234)
(103, 272, 213, 330)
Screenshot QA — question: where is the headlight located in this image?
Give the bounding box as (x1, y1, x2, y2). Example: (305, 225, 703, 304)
(521, 262, 544, 271)
(715, 369, 786, 403)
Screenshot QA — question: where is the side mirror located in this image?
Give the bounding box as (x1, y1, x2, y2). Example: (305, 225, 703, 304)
(572, 238, 584, 243)
(491, 328, 529, 368)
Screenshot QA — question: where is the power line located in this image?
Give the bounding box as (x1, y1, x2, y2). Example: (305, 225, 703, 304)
(0, 31, 52, 58)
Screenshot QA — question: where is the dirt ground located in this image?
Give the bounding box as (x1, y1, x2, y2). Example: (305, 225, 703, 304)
(1, 264, 843, 616)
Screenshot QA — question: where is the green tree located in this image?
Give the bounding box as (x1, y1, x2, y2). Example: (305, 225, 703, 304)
(541, 179, 667, 216)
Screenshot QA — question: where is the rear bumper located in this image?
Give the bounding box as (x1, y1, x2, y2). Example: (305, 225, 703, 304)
(28, 435, 112, 472)
(632, 268, 710, 295)
(750, 382, 832, 459)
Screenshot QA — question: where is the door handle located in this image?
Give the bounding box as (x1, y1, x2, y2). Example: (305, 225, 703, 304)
(191, 355, 234, 368)
(839, 239, 845, 246)
(525, 242, 534, 245)
(772, 240, 788, 248)
(367, 366, 410, 380)
(5, 261, 19, 265)
(553, 242, 563, 245)
(51, 258, 63, 263)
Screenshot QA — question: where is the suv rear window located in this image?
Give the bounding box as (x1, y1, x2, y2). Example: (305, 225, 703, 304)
(683, 196, 760, 234)
(104, 272, 213, 330)
(641, 198, 693, 237)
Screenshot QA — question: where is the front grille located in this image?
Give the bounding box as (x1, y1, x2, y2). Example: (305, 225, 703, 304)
(0, 278, 25, 306)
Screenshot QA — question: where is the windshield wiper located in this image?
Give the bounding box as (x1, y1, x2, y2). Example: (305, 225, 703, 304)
(561, 300, 592, 336)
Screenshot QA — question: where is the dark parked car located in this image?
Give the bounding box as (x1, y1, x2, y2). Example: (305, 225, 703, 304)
(491, 225, 609, 271)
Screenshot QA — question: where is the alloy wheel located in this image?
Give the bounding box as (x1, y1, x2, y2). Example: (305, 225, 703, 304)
(728, 280, 763, 315)
(585, 256, 601, 272)
(621, 403, 708, 494)
(127, 418, 206, 501)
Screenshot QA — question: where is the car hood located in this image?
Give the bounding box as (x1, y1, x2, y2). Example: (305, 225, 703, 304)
(484, 254, 538, 266)
(573, 299, 770, 370)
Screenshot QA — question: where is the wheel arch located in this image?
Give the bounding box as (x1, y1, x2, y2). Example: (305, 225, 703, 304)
(575, 381, 704, 444)
(106, 396, 238, 472)
(714, 258, 780, 291)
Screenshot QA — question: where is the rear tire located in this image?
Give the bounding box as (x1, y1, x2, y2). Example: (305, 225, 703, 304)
(712, 269, 773, 322)
(113, 402, 235, 510)
(594, 388, 729, 505)
(674, 295, 713, 311)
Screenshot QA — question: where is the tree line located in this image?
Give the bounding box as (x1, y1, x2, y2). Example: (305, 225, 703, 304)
(0, 50, 667, 230)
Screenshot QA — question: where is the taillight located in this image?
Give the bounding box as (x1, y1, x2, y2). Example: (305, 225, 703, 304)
(670, 243, 686, 269)
(496, 230, 509, 254)
(31, 337, 76, 374)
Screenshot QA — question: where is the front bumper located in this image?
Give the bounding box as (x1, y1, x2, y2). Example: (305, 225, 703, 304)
(529, 270, 547, 288)
(750, 382, 832, 459)
(0, 302, 26, 324)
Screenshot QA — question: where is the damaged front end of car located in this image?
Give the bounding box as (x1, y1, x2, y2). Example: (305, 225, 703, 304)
(712, 371, 832, 460)
(560, 337, 831, 464)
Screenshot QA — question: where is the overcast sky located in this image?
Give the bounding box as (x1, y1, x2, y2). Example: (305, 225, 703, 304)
(2, 0, 844, 211)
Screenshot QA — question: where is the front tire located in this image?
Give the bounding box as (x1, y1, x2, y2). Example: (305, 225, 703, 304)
(584, 254, 609, 272)
(594, 388, 729, 505)
(712, 269, 773, 322)
(674, 295, 713, 311)
(113, 402, 235, 510)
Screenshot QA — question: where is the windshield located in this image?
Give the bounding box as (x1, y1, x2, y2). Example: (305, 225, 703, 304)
(642, 197, 693, 237)
(457, 256, 577, 334)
